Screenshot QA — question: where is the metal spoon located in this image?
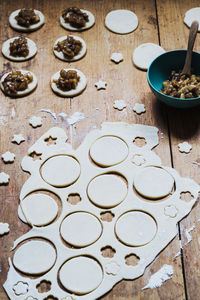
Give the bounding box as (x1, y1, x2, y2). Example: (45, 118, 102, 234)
(182, 20, 199, 75)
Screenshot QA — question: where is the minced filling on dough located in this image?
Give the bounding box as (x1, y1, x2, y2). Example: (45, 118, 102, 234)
(15, 8, 40, 27)
(2, 71, 33, 95)
(9, 36, 29, 57)
(53, 69, 80, 91)
(54, 35, 82, 59)
(62, 7, 89, 28)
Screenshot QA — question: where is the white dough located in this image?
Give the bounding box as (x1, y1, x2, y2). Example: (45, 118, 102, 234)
(87, 174, 127, 207)
(59, 256, 103, 294)
(113, 99, 126, 111)
(1, 151, 15, 163)
(41, 155, 80, 187)
(51, 68, 87, 97)
(94, 80, 107, 90)
(110, 52, 123, 63)
(105, 9, 138, 34)
(132, 43, 165, 70)
(90, 135, 128, 166)
(0, 70, 37, 97)
(0, 222, 10, 235)
(9, 9, 45, 32)
(13, 240, 56, 275)
(134, 167, 174, 199)
(53, 35, 87, 62)
(184, 7, 200, 31)
(29, 116, 42, 128)
(12, 281, 29, 296)
(178, 141, 192, 154)
(0, 172, 10, 185)
(133, 103, 146, 114)
(12, 133, 25, 144)
(60, 9, 95, 31)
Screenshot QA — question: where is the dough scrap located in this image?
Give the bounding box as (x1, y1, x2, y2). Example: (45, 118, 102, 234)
(29, 116, 42, 128)
(0, 222, 10, 235)
(2, 151, 15, 163)
(94, 80, 107, 90)
(0, 172, 10, 185)
(105, 10, 138, 34)
(12, 281, 29, 296)
(60, 9, 95, 31)
(178, 141, 192, 153)
(132, 43, 165, 70)
(110, 52, 123, 63)
(12, 133, 25, 144)
(184, 7, 200, 31)
(133, 103, 146, 114)
(9, 9, 45, 32)
(113, 99, 126, 111)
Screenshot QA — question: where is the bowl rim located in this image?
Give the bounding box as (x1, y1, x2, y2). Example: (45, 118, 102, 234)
(147, 49, 200, 102)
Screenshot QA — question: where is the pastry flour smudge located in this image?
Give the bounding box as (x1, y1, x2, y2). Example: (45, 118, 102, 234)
(67, 112, 85, 125)
(39, 109, 57, 120)
(185, 224, 195, 245)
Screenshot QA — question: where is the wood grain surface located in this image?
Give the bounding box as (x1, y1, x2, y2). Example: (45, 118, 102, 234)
(0, 0, 199, 299)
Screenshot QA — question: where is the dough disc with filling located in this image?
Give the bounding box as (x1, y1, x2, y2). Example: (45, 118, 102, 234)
(60, 9, 95, 31)
(53, 35, 86, 62)
(105, 9, 138, 34)
(2, 37, 37, 61)
(132, 43, 165, 70)
(9, 9, 45, 32)
(184, 7, 200, 31)
(51, 68, 87, 97)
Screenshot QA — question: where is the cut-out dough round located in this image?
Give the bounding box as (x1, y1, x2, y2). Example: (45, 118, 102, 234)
(2, 37, 37, 61)
(13, 240, 56, 275)
(132, 43, 165, 70)
(51, 68, 87, 97)
(87, 173, 127, 207)
(9, 9, 45, 32)
(18, 193, 58, 226)
(134, 167, 174, 199)
(41, 155, 80, 187)
(0, 70, 37, 97)
(53, 35, 87, 62)
(90, 136, 128, 167)
(59, 256, 103, 294)
(60, 9, 95, 31)
(184, 8, 200, 31)
(60, 212, 102, 247)
(105, 10, 138, 34)
(115, 211, 157, 246)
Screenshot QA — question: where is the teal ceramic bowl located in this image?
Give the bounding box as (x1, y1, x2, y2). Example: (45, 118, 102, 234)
(147, 50, 200, 108)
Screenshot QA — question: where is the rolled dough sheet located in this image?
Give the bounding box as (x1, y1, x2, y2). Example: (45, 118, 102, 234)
(105, 9, 138, 34)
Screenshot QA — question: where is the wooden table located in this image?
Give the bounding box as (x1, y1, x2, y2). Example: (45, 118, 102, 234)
(0, 0, 200, 299)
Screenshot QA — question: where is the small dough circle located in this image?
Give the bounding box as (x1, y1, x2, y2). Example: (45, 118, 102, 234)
(87, 173, 127, 208)
(53, 35, 87, 62)
(41, 155, 80, 187)
(115, 210, 157, 246)
(60, 9, 95, 31)
(60, 212, 102, 247)
(184, 7, 200, 31)
(51, 68, 87, 97)
(2, 37, 37, 61)
(18, 193, 58, 226)
(90, 135, 128, 167)
(9, 9, 45, 32)
(134, 166, 174, 199)
(105, 9, 138, 34)
(13, 240, 56, 275)
(132, 43, 165, 70)
(0, 70, 37, 97)
(59, 256, 103, 294)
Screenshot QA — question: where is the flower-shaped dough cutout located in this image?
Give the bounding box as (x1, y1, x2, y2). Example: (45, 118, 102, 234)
(105, 261, 120, 275)
(12, 281, 29, 295)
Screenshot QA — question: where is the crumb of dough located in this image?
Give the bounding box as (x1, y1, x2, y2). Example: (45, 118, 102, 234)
(178, 142, 192, 153)
(110, 52, 123, 63)
(0, 172, 10, 185)
(133, 103, 146, 114)
(95, 80, 107, 90)
(113, 99, 126, 110)
(29, 116, 42, 128)
(2, 151, 15, 163)
(0, 222, 10, 235)
(12, 134, 25, 145)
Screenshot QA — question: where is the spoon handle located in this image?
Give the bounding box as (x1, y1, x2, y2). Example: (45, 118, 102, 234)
(182, 20, 199, 75)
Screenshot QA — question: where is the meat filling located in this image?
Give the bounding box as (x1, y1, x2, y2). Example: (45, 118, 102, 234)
(54, 69, 80, 91)
(9, 36, 29, 57)
(62, 7, 89, 28)
(54, 36, 82, 59)
(15, 8, 40, 27)
(2, 71, 33, 95)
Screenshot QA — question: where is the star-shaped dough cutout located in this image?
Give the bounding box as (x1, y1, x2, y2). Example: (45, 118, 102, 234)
(29, 116, 42, 128)
(2, 151, 15, 163)
(95, 80, 107, 90)
(110, 52, 123, 63)
(12, 134, 25, 145)
(0, 172, 10, 185)
(178, 142, 192, 153)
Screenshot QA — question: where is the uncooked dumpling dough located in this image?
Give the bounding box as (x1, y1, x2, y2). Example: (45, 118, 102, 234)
(9, 9, 45, 32)
(132, 43, 165, 70)
(134, 166, 174, 199)
(59, 256, 103, 294)
(184, 7, 200, 31)
(105, 10, 138, 34)
(60, 9, 95, 31)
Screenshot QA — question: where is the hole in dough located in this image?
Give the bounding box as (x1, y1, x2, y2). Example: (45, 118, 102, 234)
(60, 212, 102, 247)
(180, 191, 194, 203)
(100, 211, 115, 222)
(115, 210, 157, 247)
(44, 136, 57, 146)
(133, 137, 146, 147)
(36, 280, 51, 293)
(101, 246, 116, 258)
(40, 155, 81, 187)
(67, 193, 81, 205)
(87, 173, 128, 208)
(43, 296, 58, 300)
(59, 256, 103, 294)
(125, 253, 140, 266)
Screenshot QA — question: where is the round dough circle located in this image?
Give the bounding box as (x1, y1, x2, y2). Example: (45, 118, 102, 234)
(18, 193, 58, 226)
(105, 9, 138, 34)
(9, 9, 45, 32)
(13, 240, 56, 275)
(41, 155, 80, 187)
(87, 173, 127, 208)
(115, 211, 157, 246)
(51, 68, 87, 97)
(90, 135, 128, 167)
(0, 70, 37, 97)
(132, 43, 165, 70)
(59, 256, 103, 294)
(184, 7, 200, 32)
(134, 167, 174, 199)
(2, 36, 37, 61)
(53, 35, 87, 62)
(60, 212, 102, 247)
(60, 9, 95, 31)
